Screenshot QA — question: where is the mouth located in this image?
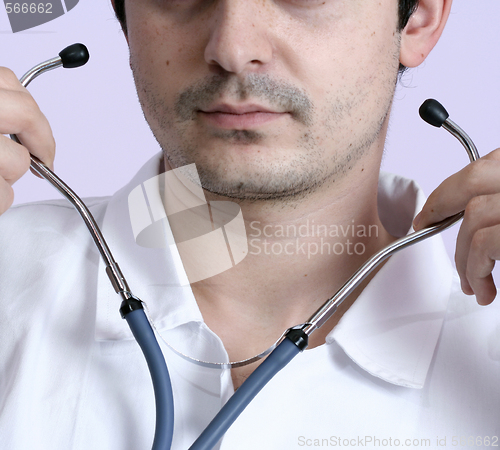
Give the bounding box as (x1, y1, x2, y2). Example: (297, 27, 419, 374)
(198, 103, 289, 129)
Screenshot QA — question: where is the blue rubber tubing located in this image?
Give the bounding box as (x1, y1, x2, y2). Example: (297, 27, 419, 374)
(189, 337, 301, 450)
(125, 309, 174, 450)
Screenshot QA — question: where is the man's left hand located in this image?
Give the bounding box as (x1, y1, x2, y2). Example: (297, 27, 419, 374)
(413, 148, 500, 306)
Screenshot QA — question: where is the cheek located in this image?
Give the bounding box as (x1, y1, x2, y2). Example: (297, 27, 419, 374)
(302, 31, 399, 151)
(127, 8, 199, 86)
(126, 18, 199, 132)
(287, 16, 398, 103)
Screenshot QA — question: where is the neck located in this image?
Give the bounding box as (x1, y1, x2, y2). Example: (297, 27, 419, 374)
(196, 167, 393, 347)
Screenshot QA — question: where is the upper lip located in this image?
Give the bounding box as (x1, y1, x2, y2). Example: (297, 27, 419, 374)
(200, 104, 282, 114)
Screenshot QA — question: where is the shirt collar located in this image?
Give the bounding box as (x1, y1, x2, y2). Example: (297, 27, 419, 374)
(95, 156, 453, 388)
(329, 172, 453, 388)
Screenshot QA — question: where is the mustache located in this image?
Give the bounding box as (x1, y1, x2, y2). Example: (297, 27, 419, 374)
(174, 73, 314, 126)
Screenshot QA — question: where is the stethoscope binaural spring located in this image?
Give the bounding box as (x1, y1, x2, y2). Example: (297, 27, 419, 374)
(10, 44, 480, 450)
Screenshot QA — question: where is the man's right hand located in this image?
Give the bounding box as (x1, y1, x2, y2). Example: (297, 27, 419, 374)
(0, 66, 55, 215)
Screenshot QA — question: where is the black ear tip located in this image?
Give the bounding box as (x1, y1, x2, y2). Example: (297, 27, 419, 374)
(419, 99, 449, 128)
(59, 44, 90, 69)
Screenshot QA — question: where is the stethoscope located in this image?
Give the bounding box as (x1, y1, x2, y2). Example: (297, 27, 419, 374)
(9, 44, 480, 450)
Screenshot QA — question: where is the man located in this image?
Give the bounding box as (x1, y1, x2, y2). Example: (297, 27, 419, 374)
(0, 0, 499, 449)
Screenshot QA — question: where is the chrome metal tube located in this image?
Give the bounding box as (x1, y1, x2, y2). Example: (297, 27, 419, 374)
(301, 212, 463, 335)
(301, 117, 479, 337)
(19, 56, 62, 86)
(443, 119, 480, 162)
(11, 55, 132, 301)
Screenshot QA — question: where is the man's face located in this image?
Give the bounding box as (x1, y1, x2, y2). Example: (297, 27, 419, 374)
(125, 0, 401, 203)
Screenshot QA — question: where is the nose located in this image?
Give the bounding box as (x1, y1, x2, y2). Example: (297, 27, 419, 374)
(204, 1, 274, 75)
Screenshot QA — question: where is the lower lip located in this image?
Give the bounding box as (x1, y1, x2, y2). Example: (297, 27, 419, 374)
(199, 111, 287, 129)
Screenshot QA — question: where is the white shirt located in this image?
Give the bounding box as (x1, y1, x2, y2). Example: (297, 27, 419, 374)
(1, 154, 499, 449)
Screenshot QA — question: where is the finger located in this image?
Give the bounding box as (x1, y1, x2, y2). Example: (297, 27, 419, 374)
(0, 176, 14, 215)
(0, 67, 26, 91)
(465, 224, 500, 305)
(413, 149, 500, 230)
(0, 86, 55, 170)
(0, 135, 32, 185)
(455, 193, 500, 295)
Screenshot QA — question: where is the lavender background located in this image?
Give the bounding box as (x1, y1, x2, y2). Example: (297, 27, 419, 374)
(1, 1, 500, 280)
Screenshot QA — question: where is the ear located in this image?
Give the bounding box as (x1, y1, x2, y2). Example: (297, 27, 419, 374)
(400, 0, 453, 68)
